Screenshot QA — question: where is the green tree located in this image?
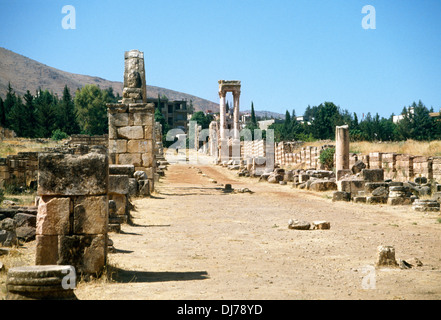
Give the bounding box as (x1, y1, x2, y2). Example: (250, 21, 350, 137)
(57, 85, 80, 135)
(22, 90, 38, 137)
(250, 101, 257, 125)
(35, 89, 58, 138)
(0, 97, 5, 127)
(74, 84, 109, 135)
(190, 111, 213, 129)
(4, 82, 17, 128)
(8, 96, 28, 136)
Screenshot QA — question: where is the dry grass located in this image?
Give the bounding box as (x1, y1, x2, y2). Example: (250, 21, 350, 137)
(288, 139, 441, 157)
(0, 138, 62, 158)
(350, 140, 441, 157)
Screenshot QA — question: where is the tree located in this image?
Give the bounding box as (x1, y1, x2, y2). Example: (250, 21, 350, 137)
(190, 111, 213, 129)
(4, 82, 17, 128)
(22, 90, 38, 137)
(57, 85, 80, 135)
(310, 102, 343, 140)
(250, 102, 257, 125)
(35, 89, 57, 138)
(8, 96, 28, 136)
(0, 97, 5, 127)
(74, 84, 109, 135)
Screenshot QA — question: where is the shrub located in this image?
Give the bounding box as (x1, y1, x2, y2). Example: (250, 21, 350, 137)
(51, 129, 69, 141)
(319, 147, 335, 170)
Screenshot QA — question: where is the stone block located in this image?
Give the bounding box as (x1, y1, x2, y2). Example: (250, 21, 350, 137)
(118, 153, 142, 167)
(336, 169, 352, 181)
(309, 180, 337, 192)
(35, 235, 59, 265)
(109, 112, 129, 127)
(127, 140, 150, 153)
(376, 246, 398, 267)
(366, 196, 387, 204)
(108, 140, 127, 154)
(361, 169, 384, 182)
(73, 196, 108, 235)
(38, 151, 108, 196)
(332, 191, 351, 202)
(58, 234, 106, 275)
(109, 194, 128, 217)
(117, 126, 144, 140)
(108, 175, 130, 195)
(312, 221, 331, 230)
(365, 182, 388, 193)
(109, 164, 135, 177)
(36, 197, 71, 236)
(337, 179, 365, 195)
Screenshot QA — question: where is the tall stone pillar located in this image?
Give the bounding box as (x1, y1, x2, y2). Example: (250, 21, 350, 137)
(219, 91, 226, 141)
(335, 125, 350, 180)
(232, 90, 240, 141)
(107, 50, 156, 192)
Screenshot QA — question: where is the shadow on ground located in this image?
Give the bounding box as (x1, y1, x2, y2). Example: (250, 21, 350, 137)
(109, 268, 210, 283)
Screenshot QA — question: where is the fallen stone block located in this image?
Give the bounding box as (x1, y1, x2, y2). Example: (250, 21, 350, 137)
(361, 169, 384, 182)
(312, 221, 331, 230)
(376, 245, 398, 267)
(366, 196, 387, 204)
(332, 191, 351, 202)
(309, 180, 337, 192)
(288, 219, 311, 230)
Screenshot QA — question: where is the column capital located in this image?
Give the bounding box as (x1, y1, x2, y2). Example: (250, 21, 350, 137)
(218, 90, 227, 98)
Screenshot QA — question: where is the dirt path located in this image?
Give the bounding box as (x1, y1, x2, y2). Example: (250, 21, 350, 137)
(74, 160, 441, 300)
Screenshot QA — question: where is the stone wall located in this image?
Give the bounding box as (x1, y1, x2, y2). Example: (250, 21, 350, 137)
(67, 134, 109, 147)
(35, 146, 109, 276)
(107, 103, 156, 192)
(0, 152, 38, 189)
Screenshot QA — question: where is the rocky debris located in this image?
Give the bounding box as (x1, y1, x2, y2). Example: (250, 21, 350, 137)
(309, 180, 337, 192)
(236, 188, 253, 194)
(351, 160, 366, 174)
(311, 221, 331, 230)
(412, 199, 440, 212)
(0, 218, 18, 247)
(376, 245, 398, 267)
(332, 191, 351, 202)
(288, 219, 311, 230)
(6, 265, 78, 300)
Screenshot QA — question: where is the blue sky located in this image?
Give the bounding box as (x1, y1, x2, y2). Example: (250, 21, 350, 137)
(1, 0, 440, 118)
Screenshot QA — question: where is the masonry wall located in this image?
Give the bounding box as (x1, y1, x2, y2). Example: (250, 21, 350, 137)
(108, 103, 156, 192)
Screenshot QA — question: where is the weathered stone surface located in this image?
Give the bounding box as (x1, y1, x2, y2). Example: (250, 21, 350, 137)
(6, 265, 77, 300)
(109, 164, 135, 177)
(117, 126, 144, 140)
(388, 197, 412, 206)
(309, 180, 337, 192)
(376, 245, 398, 267)
(312, 221, 331, 230)
(14, 213, 36, 241)
(109, 175, 130, 195)
(108, 140, 127, 154)
(351, 160, 366, 174)
(361, 169, 384, 182)
(366, 196, 387, 204)
(372, 186, 388, 197)
(36, 197, 71, 236)
(127, 140, 150, 153)
(109, 113, 129, 127)
(73, 196, 108, 235)
(35, 235, 58, 265)
(268, 174, 284, 184)
(118, 153, 142, 167)
(332, 191, 351, 202)
(288, 219, 311, 230)
(337, 179, 365, 195)
(38, 151, 108, 196)
(365, 182, 388, 193)
(353, 196, 367, 203)
(58, 234, 106, 275)
(128, 178, 138, 196)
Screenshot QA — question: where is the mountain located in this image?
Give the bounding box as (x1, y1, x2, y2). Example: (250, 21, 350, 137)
(242, 110, 285, 120)
(0, 47, 219, 113)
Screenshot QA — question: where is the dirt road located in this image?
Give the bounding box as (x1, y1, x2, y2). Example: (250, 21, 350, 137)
(72, 159, 441, 300)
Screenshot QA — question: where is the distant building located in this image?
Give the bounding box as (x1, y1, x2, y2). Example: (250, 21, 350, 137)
(147, 98, 189, 132)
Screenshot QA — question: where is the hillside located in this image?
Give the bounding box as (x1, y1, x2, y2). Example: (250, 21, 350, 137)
(0, 47, 219, 113)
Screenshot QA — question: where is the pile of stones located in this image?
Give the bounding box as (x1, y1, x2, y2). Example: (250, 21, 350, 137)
(0, 206, 37, 246)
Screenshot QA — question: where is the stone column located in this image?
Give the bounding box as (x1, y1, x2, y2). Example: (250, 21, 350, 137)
(232, 90, 240, 141)
(335, 125, 350, 179)
(219, 91, 226, 141)
(35, 146, 108, 276)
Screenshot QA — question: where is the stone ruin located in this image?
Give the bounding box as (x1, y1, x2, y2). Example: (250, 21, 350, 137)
(0, 50, 165, 299)
(35, 145, 109, 276)
(107, 50, 156, 194)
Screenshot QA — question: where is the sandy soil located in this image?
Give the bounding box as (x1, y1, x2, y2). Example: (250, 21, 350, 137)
(76, 157, 441, 300)
(2, 156, 441, 300)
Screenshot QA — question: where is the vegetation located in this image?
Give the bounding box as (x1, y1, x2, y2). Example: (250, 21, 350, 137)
(0, 83, 120, 138)
(261, 100, 441, 143)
